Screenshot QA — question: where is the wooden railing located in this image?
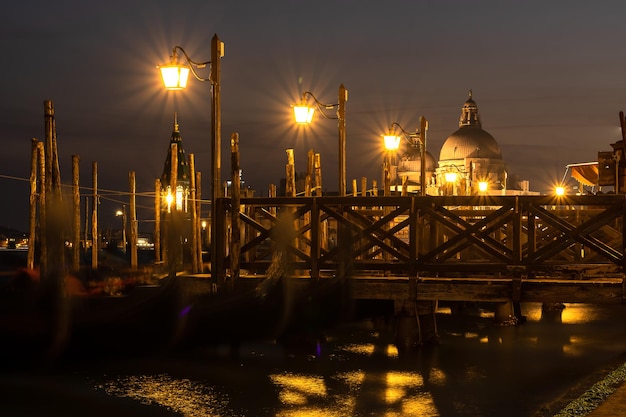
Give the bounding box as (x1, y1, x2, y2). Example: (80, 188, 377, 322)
(213, 194, 626, 283)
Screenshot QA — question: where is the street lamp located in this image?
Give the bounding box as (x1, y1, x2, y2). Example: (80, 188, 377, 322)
(293, 84, 348, 196)
(159, 34, 224, 279)
(383, 117, 428, 195)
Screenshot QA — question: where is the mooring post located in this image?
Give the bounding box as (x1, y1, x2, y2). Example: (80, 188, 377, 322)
(129, 171, 138, 270)
(195, 172, 203, 272)
(189, 154, 199, 274)
(230, 133, 241, 288)
(91, 161, 98, 271)
(154, 179, 161, 264)
(72, 155, 80, 273)
(27, 138, 38, 270)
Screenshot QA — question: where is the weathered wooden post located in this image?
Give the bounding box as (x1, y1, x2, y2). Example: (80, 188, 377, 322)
(230, 133, 241, 286)
(285, 149, 297, 272)
(27, 138, 38, 270)
(352, 179, 358, 197)
(314, 153, 327, 250)
(195, 172, 203, 272)
(154, 179, 161, 264)
(37, 141, 46, 273)
(44, 99, 69, 356)
(189, 154, 199, 273)
(91, 161, 98, 270)
(401, 175, 408, 196)
(72, 155, 80, 273)
(361, 177, 367, 197)
(129, 171, 138, 270)
(305, 150, 314, 256)
(286, 149, 296, 197)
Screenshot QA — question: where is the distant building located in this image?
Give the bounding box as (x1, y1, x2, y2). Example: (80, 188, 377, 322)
(435, 91, 508, 195)
(161, 113, 191, 212)
(392, 91, 537, 195)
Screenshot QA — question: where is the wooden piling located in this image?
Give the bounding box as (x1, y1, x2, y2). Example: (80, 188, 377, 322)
(154, 179, 161, 264)
(129, 171, 138, 269)
(37, 142, 48, 276)
(230, 133, 241, 285)
(285, 149, 295, 197)
(195, 172, 203, 272)
(91, 161, 98, 270)
(27, 138, 38, 270)
(72, 155, 80, 272)
(189, 154, 198, 273)
(314, 153, 323, 196)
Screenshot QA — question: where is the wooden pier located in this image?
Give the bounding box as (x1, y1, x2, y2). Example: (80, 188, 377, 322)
(207, 194, 626, 345)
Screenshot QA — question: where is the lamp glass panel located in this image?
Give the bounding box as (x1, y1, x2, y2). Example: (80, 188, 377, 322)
(384, 135, 401, 151)
(445, 172, 458, 183)
(160, 65, 190, 90)
(294, 105, 315, 124)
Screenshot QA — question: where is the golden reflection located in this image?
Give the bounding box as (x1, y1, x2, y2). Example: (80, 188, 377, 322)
(562, 336, 584, 357)
(385, 387, 406, 403)
(386, 371, 424, 388)
(464, 332, 479, 339)
(479, 310, 495, 319)
(436, 306, 452, 315)
(275, 408, 347, 417)
(386, 344, 399, 358)
(561, 304, 598, 324)
(428, 368, 447, 385)
(342, 343, 375, 356)
(335, 371, 365, 388)
(101, 374, 228, 417)
(270, 373, 327, 397)
(401, 393, 439, 416)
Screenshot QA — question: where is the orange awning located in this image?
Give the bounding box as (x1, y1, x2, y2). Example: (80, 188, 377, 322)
(567, 162, 598, 186)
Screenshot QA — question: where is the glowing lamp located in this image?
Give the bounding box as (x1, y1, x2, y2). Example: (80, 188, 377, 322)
(445, 172, 458, 183)
(383, 134, 401, 151)
(478, 181, 488, 192)
(555, 186, 565, 196)
(159, 63, 190, 90)
(293, 103, 315, 124)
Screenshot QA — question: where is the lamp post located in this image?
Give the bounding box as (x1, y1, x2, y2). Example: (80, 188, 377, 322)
(383, 116, 428, 195)
(293, 84, 348, 196)
(159, 34, 224, 280)
(383, 132, 400, 195)
(115, 206, 126, 253)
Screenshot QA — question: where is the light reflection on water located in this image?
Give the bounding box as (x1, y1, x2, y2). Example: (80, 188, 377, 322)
(90, 302, 626, 417)
(100, 374, 232, 417)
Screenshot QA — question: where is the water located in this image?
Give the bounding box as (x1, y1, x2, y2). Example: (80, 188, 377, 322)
(1, 302, 626, 417)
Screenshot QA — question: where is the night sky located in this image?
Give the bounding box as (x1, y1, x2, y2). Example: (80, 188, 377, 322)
(2, 0, 626, 233)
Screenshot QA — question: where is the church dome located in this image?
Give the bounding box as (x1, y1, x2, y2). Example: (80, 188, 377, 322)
(439, 91, 502, 161)
(400, 147, 437, 171)
(439, 126, 501, 161)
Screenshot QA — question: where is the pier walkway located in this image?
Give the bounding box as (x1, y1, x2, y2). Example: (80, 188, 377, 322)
(210, 194, 626, 306)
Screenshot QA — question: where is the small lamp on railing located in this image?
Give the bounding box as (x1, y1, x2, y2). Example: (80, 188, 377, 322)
(555, 185, 566, 196)
(478, 180, 489, 193)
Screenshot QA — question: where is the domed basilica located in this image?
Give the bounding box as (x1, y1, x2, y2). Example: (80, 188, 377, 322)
(392, 91, 532, 195)
(435, 91, 507, 195)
